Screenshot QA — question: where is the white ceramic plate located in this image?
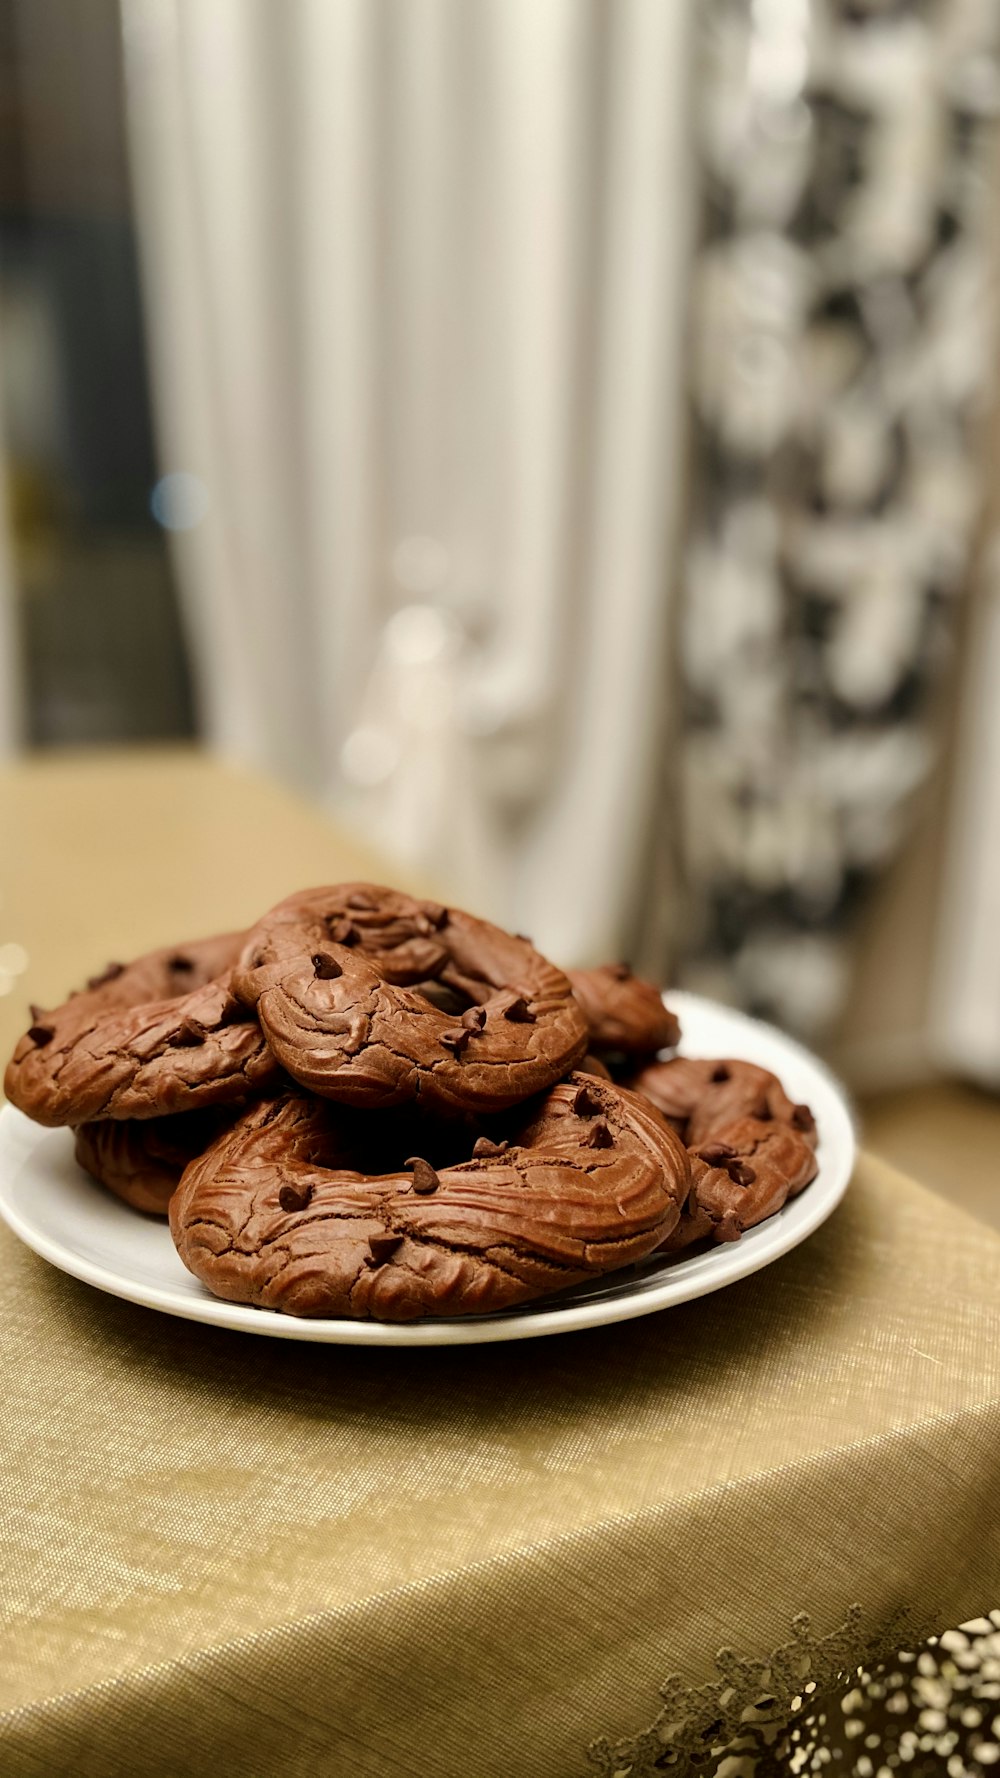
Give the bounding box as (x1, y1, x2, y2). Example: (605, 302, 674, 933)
(0, 992, 856, 1346)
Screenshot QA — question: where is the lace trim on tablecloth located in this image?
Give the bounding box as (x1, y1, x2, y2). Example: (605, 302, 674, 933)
(585, 1604, 921, 1777)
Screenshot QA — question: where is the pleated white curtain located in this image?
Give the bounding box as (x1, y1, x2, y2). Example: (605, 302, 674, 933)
(121, 0, 693, 963)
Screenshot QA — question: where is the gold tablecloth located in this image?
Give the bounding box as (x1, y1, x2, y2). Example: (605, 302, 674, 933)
(3, 752, 1000, 1777)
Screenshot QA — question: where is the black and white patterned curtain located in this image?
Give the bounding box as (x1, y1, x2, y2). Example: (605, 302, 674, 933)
(672, 0, 1000, 1038)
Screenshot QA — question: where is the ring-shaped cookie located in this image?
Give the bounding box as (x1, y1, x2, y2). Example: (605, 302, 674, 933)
(5, 931, 277, 1126)
(169, 1072, 689, 1320)
(234, 885, 589, 1114)
(660, 1117, 818, 1252)
(625, 1057, 818, 1250)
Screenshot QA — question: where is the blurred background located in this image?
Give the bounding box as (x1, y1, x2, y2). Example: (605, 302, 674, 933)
(1, 0, 999, 1194)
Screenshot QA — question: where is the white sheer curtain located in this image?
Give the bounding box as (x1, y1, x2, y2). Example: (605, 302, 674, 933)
(121, 0, 693, 963)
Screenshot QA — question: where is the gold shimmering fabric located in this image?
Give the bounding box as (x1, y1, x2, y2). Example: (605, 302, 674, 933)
(2, 755, 999, 1775)
(2, 1155, 1000, 1778)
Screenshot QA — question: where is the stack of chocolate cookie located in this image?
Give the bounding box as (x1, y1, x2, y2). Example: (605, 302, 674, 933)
(4, 885, 818, 1321)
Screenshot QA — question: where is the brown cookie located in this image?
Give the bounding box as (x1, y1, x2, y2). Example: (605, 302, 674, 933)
(74, 1109, 230, 1216)
(659, 1119, 819, 1253)
(17, 929, 243, 1033)
(169, 1072, 689, 1321)
(625, 1056, 818, 1251)
(567, 964, 680, 1058)
(623, 1056, 816, 1147)
(5, 931, 277, 1126)
(233, 885, 589, 1115)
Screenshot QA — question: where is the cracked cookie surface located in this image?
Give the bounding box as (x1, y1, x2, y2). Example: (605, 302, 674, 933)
(625, 1057, 818, 1250)
(5, 930, 277, 1125)
(169, 1072, 689, 1320)
(234, 885, 589, 1115)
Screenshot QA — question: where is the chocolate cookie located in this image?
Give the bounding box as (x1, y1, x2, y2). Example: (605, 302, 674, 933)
(624, 1056, 816, 1146)
(169, 1072, 689, 1320)
(234, 885, 589, 1115)
(567, 964, 680, 1058)
(659, 1117, 818, 1252)
(5, 931, 277, 1126)
(74, 1109, 229, 1216)
(625, 1057, 818, 1250)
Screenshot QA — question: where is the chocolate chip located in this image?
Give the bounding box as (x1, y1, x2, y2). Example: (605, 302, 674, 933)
(461, 1005, 487, 1032)
(698, 1141, 736, 1165)
(573, 1082, 602, 1118)
(710, 1065, 730, 1083)
(406, 1157, 440, 1195)
(611, 962, 631, 980)
(367, 1232, 403, 1265)
(440, 1028, 470, 1057)
(176, 1018, 206, 1047)
(312, 952, 343, 980)
(502, 995, 535, 1024)
(87, 961, 125, 990)
(279, 1182, 313, 1212)
(168, 954, 194, 972)
(717, 1213, 742, 1243)
(472, 1137, 509, 1159)
(582, 1119, 614, 1149)
(727, 1161, 756, 1187)
(423, 903, 449, 928)
(326, 918, 359, 946)
(27, 1023, 54, 1047)
(792, 1103, 815, 1132)
(216, 993, 246, 1028)
(514, 932, 533, 944)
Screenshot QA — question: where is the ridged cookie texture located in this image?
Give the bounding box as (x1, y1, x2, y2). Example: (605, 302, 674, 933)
(234, 885, 589, 1114)
(74, 1109, 233, 1216)
(625, 1057, 818, 1250)
(5, 931, 276, 1125)
(170, 1073, 690, 1320)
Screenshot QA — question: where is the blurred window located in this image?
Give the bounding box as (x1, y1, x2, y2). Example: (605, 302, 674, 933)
(0, 0, 194, 746)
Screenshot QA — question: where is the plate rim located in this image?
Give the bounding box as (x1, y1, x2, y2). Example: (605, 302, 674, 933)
(0, 991, 858, 1346)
